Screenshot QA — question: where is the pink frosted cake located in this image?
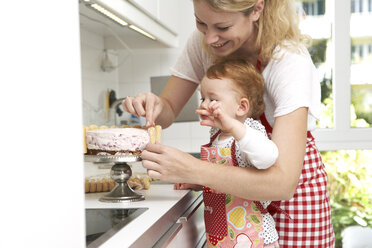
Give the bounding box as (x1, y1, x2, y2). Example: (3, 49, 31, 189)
(86, 128, 150, 156)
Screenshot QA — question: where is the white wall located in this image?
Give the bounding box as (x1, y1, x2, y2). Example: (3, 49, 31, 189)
(1, 1, 85, 247)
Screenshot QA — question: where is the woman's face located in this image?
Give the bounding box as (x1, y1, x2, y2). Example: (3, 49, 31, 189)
(193, 0, 258, 57)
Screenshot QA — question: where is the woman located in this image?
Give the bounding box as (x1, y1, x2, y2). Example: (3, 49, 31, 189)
(123, 0, 335, 247)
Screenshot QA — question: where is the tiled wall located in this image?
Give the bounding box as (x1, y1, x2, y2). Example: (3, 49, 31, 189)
(162, 122, 210, 153)
(80, 29, 119, 126)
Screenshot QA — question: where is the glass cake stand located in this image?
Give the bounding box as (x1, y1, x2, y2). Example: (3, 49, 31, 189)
(84, 155, 145, 203)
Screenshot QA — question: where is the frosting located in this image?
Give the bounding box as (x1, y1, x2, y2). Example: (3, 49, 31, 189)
(86, 128, 150, 152)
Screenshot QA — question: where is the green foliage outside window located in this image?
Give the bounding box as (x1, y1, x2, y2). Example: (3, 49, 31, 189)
(322, 149, 372, 247)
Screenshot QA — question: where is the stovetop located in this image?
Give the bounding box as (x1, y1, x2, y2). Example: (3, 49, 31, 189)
(85, 208, 148, 247)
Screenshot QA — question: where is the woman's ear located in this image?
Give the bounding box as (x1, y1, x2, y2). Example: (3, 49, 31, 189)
(236, 98, 251, 117)
(251, 0, 264, 22)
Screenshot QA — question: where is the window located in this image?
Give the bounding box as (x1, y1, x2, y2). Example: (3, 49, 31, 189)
(317, 0, 325, 15)
(303, 2, 310, 15)
(296, 3, 372, 247)
(359, 44, 363, 58)
(301, 0, 325, 16)
(297, 0, 372, 150)
(351, 45, 357, 62)
(359, 0, 363, 12)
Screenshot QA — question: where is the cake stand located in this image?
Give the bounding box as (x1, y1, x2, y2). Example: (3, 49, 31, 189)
(84, 155, 145, 203)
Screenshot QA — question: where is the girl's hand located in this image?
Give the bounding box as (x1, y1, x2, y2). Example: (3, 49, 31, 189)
(196, 100, 236, 132)
(122, 93, 164, 127)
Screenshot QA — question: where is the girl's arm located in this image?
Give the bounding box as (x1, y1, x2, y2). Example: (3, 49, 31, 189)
(238, 124, 279, 170)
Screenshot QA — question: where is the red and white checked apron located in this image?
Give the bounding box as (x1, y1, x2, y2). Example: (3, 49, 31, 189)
(201, 131, 267, 248)
(259, 114, 335, 247)
(254, 59, 335, 247)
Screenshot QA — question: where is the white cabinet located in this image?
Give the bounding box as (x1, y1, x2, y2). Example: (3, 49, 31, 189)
(129, 0, 179, 38)
(130, 0, 158, 16)
(79, 0, 179, 48)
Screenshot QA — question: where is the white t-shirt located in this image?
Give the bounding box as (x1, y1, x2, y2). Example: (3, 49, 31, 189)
(170, 30, 321, 130)
(210, 118, 279, 244)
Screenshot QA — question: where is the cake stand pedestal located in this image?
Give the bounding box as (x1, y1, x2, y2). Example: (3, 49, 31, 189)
(84, 155, 145, 203)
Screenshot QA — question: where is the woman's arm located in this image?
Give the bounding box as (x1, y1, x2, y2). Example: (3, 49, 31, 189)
(142, 107, 308, 201)
(122, 75, 198, 128)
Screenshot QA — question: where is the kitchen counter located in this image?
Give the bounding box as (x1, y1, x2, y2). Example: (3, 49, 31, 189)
(85, 184, 204, 248)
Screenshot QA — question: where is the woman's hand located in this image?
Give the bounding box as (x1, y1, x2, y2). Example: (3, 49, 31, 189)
(122, 93, 164, 127)
(174, 183, 203, 191)
(141, 143, 199, 184)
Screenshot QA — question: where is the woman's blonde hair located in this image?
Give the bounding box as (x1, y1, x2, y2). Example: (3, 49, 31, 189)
(206, 57, 265, 119)
(197, 0, 310, 63)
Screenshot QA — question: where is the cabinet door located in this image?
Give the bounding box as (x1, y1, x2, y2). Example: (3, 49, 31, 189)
(130, 0, 158, 17)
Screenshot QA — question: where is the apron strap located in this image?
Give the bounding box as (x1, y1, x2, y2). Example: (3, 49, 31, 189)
(231, 140, 239, 167)
(204, 130, 221, 147)
(253, 200, 292, 220)
(256, 59, 262, 73)
(259, 113, 273, 134)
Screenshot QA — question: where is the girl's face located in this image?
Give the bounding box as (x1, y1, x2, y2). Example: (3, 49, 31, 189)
(193, 0, 260, 57)
(199, 76, 240, 121)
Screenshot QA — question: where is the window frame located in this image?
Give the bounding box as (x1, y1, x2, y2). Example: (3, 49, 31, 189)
(313, 0, 372, 151)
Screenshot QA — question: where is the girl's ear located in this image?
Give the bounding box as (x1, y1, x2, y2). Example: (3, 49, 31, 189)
(251, 0, 264, 22)
(236, 98, 251, 117)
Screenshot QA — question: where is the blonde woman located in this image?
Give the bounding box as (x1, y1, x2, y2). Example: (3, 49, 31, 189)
(123, 0, 335, 247)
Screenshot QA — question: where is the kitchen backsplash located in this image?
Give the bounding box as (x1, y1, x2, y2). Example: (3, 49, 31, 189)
(80, 28, 120, 126)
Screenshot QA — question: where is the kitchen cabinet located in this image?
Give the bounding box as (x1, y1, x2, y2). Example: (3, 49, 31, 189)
(129, 0, 158, 17)
(85, 184, 206, 247)
(79, 0, 179, 49)
(130, 0, 180, 33)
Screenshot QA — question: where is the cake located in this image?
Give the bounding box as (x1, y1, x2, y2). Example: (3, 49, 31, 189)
(84, 125, 161, 156)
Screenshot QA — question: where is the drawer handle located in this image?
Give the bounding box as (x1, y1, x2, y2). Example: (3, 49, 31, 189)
(176, 216, 188, 224)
